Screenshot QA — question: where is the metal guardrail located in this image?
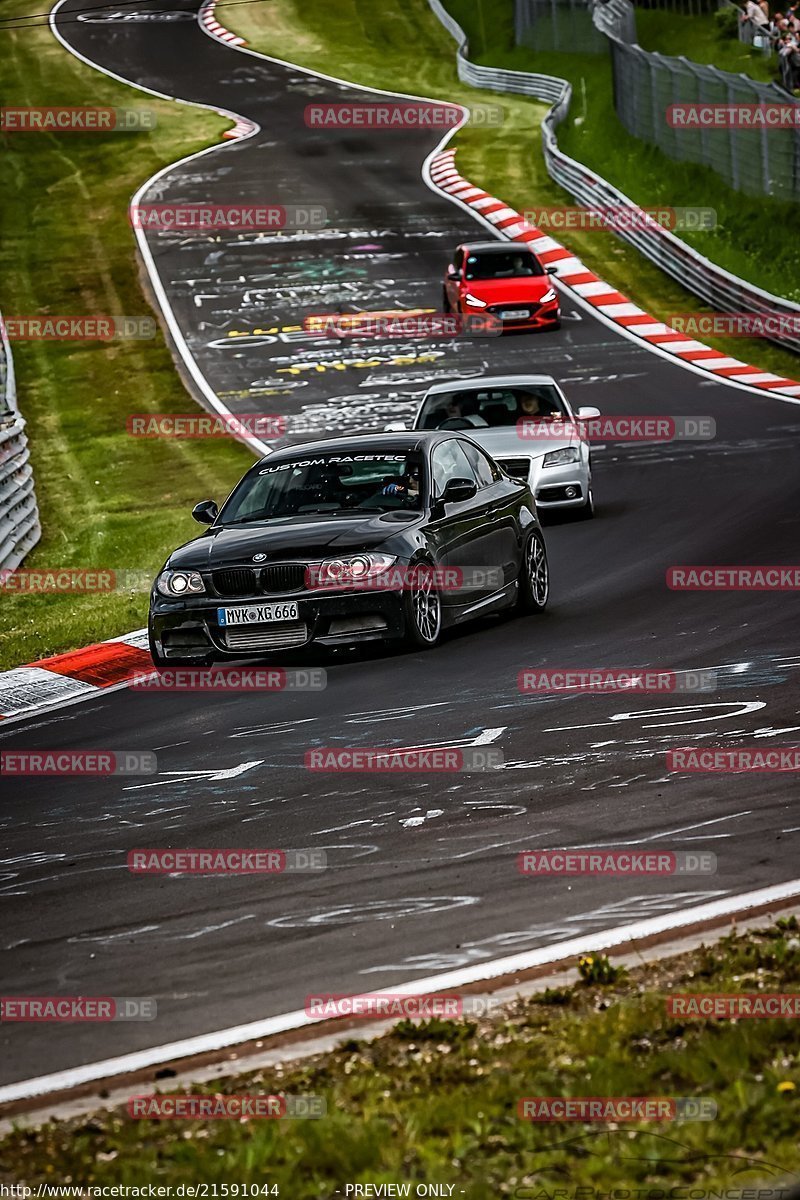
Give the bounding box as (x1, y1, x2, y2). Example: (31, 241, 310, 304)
(427, 0, 800, 354)
(0, 318, 42, 572)
(429, 0, 567, 99)
(599, 0, 800, 200)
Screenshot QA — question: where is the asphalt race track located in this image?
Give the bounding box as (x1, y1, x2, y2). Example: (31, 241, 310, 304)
(2, 0, 800, 1089)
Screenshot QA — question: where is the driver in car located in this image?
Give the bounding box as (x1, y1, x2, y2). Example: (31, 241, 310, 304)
(377, 463, 422, 508)
(517, 392, 560, 420)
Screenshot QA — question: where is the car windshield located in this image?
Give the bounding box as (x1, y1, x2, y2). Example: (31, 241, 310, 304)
(464, 251, 544, 281)
(418, 386, 568, 431)
(217, 451, 425, 524)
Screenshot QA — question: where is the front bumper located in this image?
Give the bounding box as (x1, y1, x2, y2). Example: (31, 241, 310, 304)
(150, 586, 407, 661)
(465, 299, 560, 333)
(497, 457, 589, 509)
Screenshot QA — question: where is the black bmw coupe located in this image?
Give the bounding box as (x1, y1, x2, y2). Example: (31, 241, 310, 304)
(148, 431, 549, 666)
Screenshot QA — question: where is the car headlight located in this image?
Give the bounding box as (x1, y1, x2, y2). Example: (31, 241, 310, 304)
(542, 447, 580, 468)
(464, 293, 488, 308)
(308, 552, 397, 590)
(156, 569, 205, 597)
(540, 288, 557, 304)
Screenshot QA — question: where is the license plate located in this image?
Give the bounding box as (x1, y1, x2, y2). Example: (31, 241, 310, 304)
(497, 309, 530, 320)
(218, 602, 299, 626)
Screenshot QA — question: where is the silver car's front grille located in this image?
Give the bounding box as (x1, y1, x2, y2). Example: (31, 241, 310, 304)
(223, 622, 309, 651)
(497, 458, 531, 482)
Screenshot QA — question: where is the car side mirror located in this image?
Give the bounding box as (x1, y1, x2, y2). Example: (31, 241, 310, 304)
(576, 406, 601, 419)
(545, 265, 558, 274)
(383, 422, 408, 432)
(441, 477, 478, 504)
(192, 499, 218, 524)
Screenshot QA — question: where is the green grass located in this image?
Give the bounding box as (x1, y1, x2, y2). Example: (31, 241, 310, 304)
(221, 0, 800, 383)
(635, 8, 777, 85)
(448, 0, 800, 304)
(3, 919, 799, 1191)
(0, 3, 255, 669)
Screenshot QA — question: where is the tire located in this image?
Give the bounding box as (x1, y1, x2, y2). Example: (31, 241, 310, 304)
(515, 530, 549, 613)
(402, 560, 442, 649)
(574, 482, 595, 520)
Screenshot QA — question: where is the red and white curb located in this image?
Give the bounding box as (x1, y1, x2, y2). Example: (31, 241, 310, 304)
(0, 630, 152, 723)
(199, 0, 246, 47)
(429, 149, 800, 400)
(222, 115, 258, 140)
(196, 4, 256, 140)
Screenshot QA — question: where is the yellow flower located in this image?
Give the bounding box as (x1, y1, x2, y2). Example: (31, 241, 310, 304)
(777, 1081, 796, 1094)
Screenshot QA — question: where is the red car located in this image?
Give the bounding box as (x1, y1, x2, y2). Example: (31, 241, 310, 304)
(442, 240, 560, 332)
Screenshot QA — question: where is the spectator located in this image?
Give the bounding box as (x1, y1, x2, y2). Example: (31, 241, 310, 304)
(767, 12, 785, 44)
(759, 0, 770, 18)
(787, 36, 800, 87)
(743, 0, 769, 27)
(778, 33, 799, 87)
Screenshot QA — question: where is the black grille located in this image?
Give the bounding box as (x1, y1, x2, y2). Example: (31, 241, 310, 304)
(487, 303, 538, 318)
(498, 458, 531, 481)
(211, 564, 306, 598)
(260, 563, 305, 593)
(212, 568, 257, 596)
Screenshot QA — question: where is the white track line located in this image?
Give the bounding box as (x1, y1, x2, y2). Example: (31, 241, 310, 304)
(3, 878, 799, 1105)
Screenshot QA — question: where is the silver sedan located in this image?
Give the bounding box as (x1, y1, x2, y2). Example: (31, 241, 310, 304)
(388, 374, 599, 518)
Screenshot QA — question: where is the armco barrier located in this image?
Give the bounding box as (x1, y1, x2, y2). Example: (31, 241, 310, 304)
(426, 0, 800, 354)
(0, 317, 42, 571)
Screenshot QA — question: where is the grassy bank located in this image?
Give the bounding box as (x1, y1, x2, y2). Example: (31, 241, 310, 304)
(0, 5, 254, 669)
(636, 8, 777, 85)
(2, 918, 799, 1190)
(221, 0, 800, 382)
